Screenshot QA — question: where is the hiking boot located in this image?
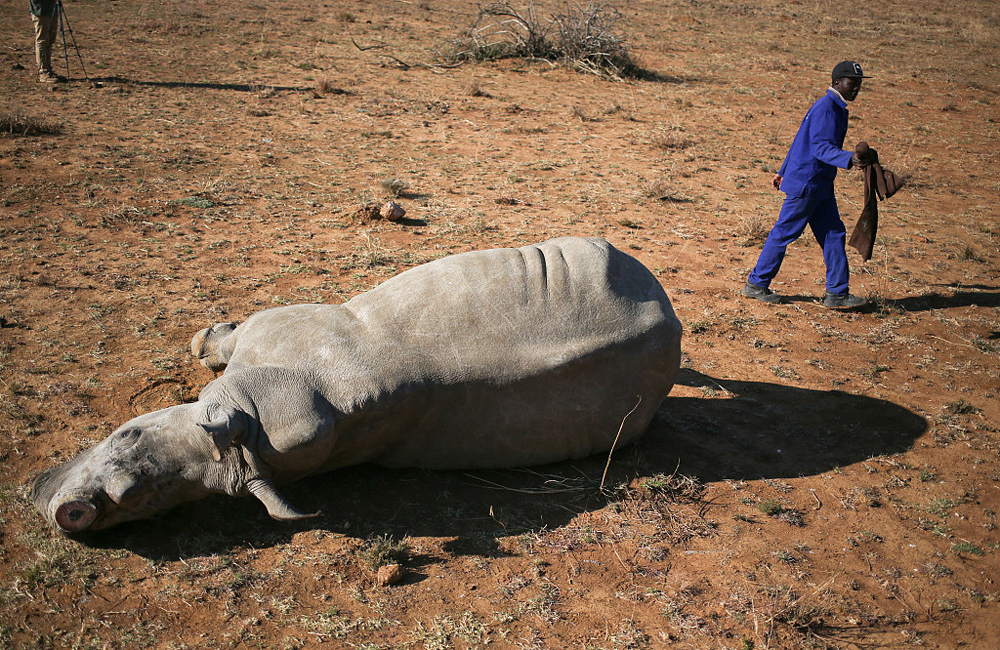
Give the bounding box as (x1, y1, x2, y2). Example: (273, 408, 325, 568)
(37, 70, 64, 84)
(741, 281, 784, 304)
(822, 291, 866, 309)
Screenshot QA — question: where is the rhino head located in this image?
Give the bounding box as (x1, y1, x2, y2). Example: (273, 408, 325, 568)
(31, 401, 314, 534)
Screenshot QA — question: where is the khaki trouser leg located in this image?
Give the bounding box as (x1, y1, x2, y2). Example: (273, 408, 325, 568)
(32, 13, 58, 75)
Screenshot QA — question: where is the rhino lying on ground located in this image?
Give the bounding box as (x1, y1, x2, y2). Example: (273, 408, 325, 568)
(33, 237, 682, 533)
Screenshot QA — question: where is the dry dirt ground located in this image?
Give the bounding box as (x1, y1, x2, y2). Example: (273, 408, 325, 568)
(2, 0, 999, 648)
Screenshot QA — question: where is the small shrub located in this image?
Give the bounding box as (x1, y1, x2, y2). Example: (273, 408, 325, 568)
(358, 534, 410, 569)
(951, 541, 984, 556)
(757, 498, 783, 516)
(757, 498, 805, 526)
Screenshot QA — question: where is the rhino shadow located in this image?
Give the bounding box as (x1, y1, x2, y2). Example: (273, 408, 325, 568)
(86, 369, 926, 560)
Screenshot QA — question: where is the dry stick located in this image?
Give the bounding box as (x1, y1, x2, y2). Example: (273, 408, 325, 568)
(350, 37, 388, 51)
(929, 334, 978, 349)
(463, 473, 581, 494)
(350, 37, 461, 71)
(608, 540, 633, 573)
(599, 394, 642, 492)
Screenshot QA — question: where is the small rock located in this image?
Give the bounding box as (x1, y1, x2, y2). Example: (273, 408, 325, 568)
(376, 563, 406, 587)
(380, 201, 405, 221)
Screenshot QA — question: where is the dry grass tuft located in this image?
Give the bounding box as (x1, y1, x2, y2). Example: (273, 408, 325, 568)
(734, 211, 770, 247)
(316, 79, 349, 95)
(379, 177, 410, 198)
(643, 178, 694, 203)
(651, 130, 696, 151)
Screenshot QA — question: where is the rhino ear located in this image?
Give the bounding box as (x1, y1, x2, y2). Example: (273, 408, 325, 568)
(198, 404, 247, 462)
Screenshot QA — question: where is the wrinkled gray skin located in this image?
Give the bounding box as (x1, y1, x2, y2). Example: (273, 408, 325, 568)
(32, 237, 682, 533)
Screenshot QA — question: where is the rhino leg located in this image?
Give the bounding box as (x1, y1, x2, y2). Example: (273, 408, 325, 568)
(191, 322, 238, 372)
(247, 478, 319, 521)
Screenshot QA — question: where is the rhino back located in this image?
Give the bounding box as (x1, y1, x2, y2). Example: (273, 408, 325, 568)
(345, 237, 670, 373)
(222, 237, 681, 471)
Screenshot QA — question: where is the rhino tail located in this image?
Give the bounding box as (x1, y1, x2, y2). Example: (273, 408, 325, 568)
(246, 477, 320, 521)
(191, 322, 239, 372)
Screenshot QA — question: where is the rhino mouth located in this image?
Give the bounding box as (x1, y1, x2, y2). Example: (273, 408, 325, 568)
(55, 499, 98, 533)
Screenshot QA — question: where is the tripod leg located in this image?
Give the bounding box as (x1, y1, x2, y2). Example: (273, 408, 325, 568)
(58, 5, 71, 80)
(56, 0, 91, 82)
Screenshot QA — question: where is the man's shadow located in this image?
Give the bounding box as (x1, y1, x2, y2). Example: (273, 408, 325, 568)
(772, 287, 998, 314)
(88, 369, 926, 560)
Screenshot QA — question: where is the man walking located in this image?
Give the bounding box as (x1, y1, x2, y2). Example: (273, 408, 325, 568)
(742, 61, 870, 309)
(30, 0, 65, 83)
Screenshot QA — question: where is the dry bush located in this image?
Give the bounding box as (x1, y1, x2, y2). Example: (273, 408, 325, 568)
(447, 1, 649, 80)
(0, 111, 63, 137)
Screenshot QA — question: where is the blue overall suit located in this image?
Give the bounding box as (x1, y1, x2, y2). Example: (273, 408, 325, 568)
(748, 89, 855, 295)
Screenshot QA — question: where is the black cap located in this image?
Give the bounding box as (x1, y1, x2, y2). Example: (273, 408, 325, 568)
(832, 61, 871, 80)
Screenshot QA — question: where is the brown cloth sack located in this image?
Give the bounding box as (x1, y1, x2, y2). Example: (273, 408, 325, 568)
(848, 141, 904, 261)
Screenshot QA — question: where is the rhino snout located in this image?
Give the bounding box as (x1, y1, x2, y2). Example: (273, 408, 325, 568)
(33, 464, 106, 533)
(55, 499, 98, 533)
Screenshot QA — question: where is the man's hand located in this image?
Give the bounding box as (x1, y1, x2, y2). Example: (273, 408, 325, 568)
(853, 142, 878, 168)
(772, 174, 782, 190)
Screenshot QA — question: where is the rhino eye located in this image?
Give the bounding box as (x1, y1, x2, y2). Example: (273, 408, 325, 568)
(114, 429, 141, 449)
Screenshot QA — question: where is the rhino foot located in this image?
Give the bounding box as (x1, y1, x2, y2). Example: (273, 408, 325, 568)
(191, 322, 238, 372)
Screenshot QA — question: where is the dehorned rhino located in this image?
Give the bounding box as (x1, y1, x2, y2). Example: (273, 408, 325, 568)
(32, 237, 682, 533)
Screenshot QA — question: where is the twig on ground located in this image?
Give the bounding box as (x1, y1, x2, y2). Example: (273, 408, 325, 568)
(599, 394, 642, 492)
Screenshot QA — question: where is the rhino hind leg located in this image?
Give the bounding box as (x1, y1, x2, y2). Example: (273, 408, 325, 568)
(191, 322, 239, 372)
